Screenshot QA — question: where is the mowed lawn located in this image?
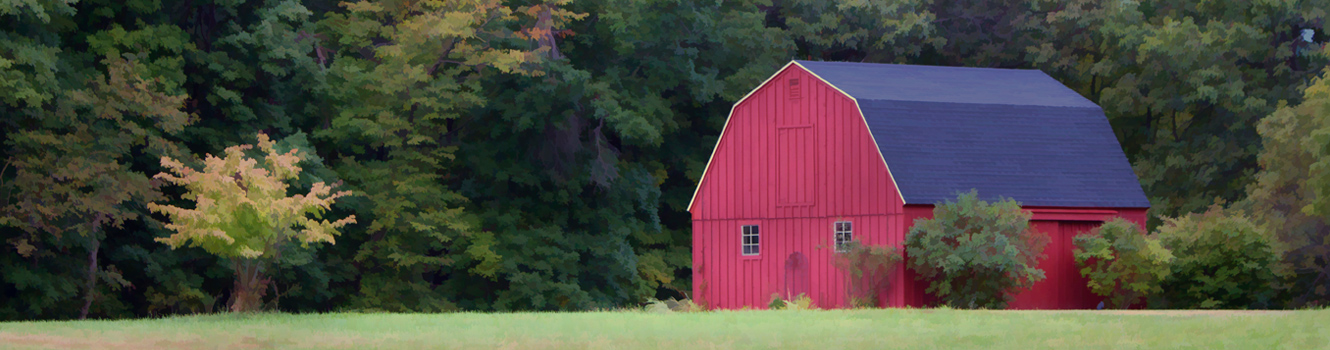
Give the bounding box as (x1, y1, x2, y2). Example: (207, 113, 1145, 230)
(0, 309, 1326, 350)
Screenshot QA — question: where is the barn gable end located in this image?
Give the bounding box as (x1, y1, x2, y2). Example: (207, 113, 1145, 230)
(686, 62, 904, 222)
(687, 62, 906, 221)
(688, 62, 909, 309)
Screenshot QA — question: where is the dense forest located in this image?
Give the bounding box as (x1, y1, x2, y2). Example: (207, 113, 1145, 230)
(2, 0, 1329, 319)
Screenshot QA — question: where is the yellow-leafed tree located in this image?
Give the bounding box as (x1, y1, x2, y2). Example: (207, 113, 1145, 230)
(148, 134, 355, 312)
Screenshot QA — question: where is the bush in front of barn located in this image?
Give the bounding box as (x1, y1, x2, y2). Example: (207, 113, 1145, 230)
(1153, 205, 1282, 309)
(1073, 218, 1174, 309)
(903, 190, 1050, 309)
(831, 240, 903, 308)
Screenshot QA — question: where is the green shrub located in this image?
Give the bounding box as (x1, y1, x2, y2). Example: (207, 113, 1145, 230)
(903, 190, 1049, 309)
(1155, 205, 1281, 309)
(1073, 218, 1173, 309)
(767, 295, 787, 310)
(831, 240, 903, 308)
(768, 293, 816, 310)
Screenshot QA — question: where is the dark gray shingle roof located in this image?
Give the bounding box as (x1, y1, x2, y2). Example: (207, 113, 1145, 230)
(795, 61, 1100, 108)
(795, 61, 1149, 208)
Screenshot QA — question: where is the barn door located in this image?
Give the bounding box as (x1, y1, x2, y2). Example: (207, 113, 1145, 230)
(784, 252, 810, 300)
(1009, 221, 1064, 309)
(1010, 220, 1102, 309)
(776, 126, 815, 206)
(1060, 221, 1101, 308)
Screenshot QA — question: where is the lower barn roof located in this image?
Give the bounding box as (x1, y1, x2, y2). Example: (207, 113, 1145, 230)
(859, 100, 1151, 208)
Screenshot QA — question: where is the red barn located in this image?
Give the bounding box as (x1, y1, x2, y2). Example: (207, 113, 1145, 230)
(688, 61, 1150, 309)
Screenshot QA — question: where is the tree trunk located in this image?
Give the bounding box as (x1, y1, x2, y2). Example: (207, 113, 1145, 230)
(79, 240, 99, 320)
(229, 259, 270, 312)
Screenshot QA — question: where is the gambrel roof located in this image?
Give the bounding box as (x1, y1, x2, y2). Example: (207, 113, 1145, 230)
(794, 60, 1150, 208)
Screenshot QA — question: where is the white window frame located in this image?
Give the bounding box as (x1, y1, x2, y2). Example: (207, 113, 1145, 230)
(742, 225, 760, 256)
(834, 221, 852, 253)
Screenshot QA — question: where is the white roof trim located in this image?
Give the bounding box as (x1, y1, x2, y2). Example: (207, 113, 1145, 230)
(687, 61, 907, 212)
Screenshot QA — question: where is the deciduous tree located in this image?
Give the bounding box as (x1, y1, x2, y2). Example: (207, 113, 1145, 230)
(2, 57, 191, 319)
(1242, 68, 1330, 307)
(148, 134, 354, 312)
(460, 0, 793, 309)
(310, 0, 579, 311)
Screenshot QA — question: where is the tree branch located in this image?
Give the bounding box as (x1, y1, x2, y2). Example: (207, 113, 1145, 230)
(428, 38, 459, 77)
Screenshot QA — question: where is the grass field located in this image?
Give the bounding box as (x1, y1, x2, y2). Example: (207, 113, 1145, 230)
(0, 308, 1326, 349)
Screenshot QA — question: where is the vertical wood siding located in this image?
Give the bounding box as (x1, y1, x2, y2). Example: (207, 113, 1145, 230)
(690, 65, 905, 309)
(694, 216, 901, 309)
(690, 65, 902, 221)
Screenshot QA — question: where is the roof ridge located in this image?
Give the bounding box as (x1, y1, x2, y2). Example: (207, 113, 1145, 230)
(794, 60, 1042, 72)
(793, 60, 1100, 108)
(854, 98, 1103, 109)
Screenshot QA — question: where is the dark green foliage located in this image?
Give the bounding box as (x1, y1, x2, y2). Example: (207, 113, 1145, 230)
(1, 56, 191, 319)
(308, 0, 556, 312)
(1155, 205, 1282, 309)
(1073, 218, 1173, 309)
(831, 241, 903, 308)
(0, 0, 346, 319)
(1240, 71, 1330, 307)
(904, 191, 1050, 309)
(4, 0, 1330, 318)
(1099, 0, 1323, 225)
(448, 0, 791, 310)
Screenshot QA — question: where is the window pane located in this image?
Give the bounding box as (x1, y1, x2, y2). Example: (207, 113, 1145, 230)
(741, 225, 760, 255)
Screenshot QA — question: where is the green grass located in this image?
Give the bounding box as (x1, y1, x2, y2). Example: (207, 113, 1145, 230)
(0, 309, 1326, 349)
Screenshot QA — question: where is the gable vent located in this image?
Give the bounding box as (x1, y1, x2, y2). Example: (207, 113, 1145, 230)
(788, 78, 801, 99)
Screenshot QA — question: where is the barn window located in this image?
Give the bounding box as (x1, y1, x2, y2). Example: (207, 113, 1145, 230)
(788, 78, 801, 99)
(742, 225, 760, 256)
(834, 221, 852, 253)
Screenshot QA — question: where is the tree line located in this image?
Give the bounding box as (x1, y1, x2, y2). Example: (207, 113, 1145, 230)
(2, 0, 1328, 319)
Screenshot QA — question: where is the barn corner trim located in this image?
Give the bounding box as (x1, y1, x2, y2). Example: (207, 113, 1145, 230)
(687, 60, 907, 213)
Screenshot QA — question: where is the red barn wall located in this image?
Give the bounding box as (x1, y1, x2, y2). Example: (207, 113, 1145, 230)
(690, 64, 906, 309)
